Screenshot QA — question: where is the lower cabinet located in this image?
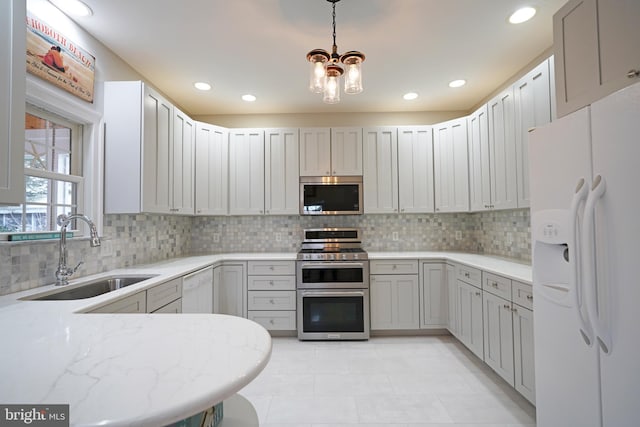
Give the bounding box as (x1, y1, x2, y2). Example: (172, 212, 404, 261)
(482, 291, 515, 384)
(90, 291, 147, 314)
(420, 261, 447, 328)
(513, 304, 535, 403)
(457, 279, 485, 359)
(370, 260, 420, 330)
(445, 263, 458, 337)
(147, 277, 183, 313)
(247, 260, 296, 331)
(153, 298, 182, 313)
(213, 263, 247, 317)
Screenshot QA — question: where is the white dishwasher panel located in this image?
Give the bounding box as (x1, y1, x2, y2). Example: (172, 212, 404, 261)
(182, 266, 214, 313)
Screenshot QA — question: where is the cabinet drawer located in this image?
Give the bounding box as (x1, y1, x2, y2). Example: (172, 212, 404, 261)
(513, 280, 533, 310)
(247, 290, 296, 310)
(456, 264, 482, 288)
(248, 275, 295, 291)
(247, 260, 295, 275)
(152, 298, 182, 313)
(90, 292, 147, 314)
(370, 259, 419, 275)
(482, 272, 512, 300)
(248, 310, 296, 331)
(147, 278, 183, 313)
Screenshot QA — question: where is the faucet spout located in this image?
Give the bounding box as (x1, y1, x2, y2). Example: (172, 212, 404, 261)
(55, 213, 101, 286)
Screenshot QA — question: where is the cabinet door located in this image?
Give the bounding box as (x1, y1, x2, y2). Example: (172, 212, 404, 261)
(446, 264, 458, 336)
(370, 274, 419, 330)
(482, 291, 515, 385)
(420, 262, 446, 328)
(195, 123, 228, 215)
(397, 126, 434, 213)
(487, 88, 518, 210)
(142, 85, 173, 214)
(229, 129, 265, 215)
(433, 118, 469, 212)
(468, 105, 491, 211)
(363, 127, 398, 213)
(457, 280, 484, 359)
(213, 264, 246, 317)
(513, 305, 535, 404)
(90, 292, 147, 314)
(514, 59, 553, 208)
(299, 128, 331, 176)
(172, 107, 195, 214)
(0, 0, 25, 204)
(265, 128, 299, 215)
(182, 267, 214, 314)
(331, 127, 363, 175)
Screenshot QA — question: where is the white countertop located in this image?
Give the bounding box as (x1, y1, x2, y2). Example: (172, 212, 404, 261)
(0, 251, 528, 426)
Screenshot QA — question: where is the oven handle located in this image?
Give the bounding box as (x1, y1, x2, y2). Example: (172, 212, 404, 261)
(300, 290, 366, 298)
(299, 262, 367, 269)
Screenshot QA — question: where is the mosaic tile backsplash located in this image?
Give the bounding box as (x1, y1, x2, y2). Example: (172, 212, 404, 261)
(1, 209, 530, 296)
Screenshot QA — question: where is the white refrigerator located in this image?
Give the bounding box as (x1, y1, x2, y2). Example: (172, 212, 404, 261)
(530, 81, 640, 426)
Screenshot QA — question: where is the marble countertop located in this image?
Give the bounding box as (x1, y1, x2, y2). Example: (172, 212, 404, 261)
(0, 250, 528, 426)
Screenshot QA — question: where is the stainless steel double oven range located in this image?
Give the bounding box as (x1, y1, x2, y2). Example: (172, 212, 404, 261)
(296, 228, 370, 340)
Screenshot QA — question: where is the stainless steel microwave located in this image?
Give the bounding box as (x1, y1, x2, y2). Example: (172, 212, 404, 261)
(300, 176, 363, 215)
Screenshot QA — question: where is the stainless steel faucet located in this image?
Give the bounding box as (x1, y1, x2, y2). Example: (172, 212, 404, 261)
(55, 213, 101, 286)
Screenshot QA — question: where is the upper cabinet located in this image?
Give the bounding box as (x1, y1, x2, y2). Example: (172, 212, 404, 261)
(265, 128, 299, 215)
(487, 87, 518, 210)
(0, 0, 26, 205)
(397, 126, 435, 213)
(105, 81, 193, 214)
(363, 127, 398, 214)
(299, 127, 362, 176)
(514, 58, 554, 208)
(468, 105, 491, 211)
(433, 117, 469, 213)
(228, 129, 265, 215)
(554, 0, 640, 117)
(195, 122, 228, 216)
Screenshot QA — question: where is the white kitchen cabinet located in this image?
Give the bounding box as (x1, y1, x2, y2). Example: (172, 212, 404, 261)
(213, 263, 247, 318)
(151, 299, 182, 313)
(195, 122, 228, 215)
(514, 58, 554, 208)
(397, 126, 435, 213)
(457, 279, 484, 359)
(363, 127, 398, 213)
(370, 273, 420, 330)
(265, 128, 299, 215)
(147, 277, 183, 313)
(513, 303, 535, 404)
(247, 260, 296, 331)
(446, 263, 458, 337)
(182, 266, 214, 314)
(482, 291, 515, 385)
(433, 117, 469, 212)
(0, 0, 25, 204)
(299, 127, 362, 176)
(90, 292, 147, 314)
(487, 87, 518, 210)
(299, 128, 331, 176)
(420, 262, 447, 328)
(172, 107, 195, 214)
(104, 81, 176, 214)
(553, 0, 640, 118)
(468, 105, 491, 211)
(228, 129, 264, 215)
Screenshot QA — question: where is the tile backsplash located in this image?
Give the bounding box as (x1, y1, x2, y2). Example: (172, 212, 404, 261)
(1, 209, 530, 296)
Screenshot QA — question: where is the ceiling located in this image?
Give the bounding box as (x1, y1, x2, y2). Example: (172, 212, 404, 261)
(67, 0, 566, 116)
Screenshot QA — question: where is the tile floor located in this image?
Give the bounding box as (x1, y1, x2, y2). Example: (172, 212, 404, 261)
(238, 335, 536, 426)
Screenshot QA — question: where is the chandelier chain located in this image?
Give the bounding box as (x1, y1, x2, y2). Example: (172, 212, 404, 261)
(332, 1, 337, 50)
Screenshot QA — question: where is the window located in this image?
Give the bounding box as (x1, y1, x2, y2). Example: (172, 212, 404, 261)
(0, 108, 84, 233)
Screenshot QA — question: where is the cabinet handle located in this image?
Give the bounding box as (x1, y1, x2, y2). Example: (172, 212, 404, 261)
(512, 307, 518, 313)
(392, 265, 397, 270)
(401, 208, 405, 212)
(503, 304, 511, 310)
(270, 299, 275, 304)
(526, 294, 533, 301)
(491, 281, 499, 288)
(332, 170, 336, 175)
(464, 272, 470, 278)
(269, 319, 275, 325)
(269, 266, 274, 270)
(475, 291, 481, 297)
(326, 171, 331, 175)
(627, 69, 640, 78)
(269, 281, 274, 286)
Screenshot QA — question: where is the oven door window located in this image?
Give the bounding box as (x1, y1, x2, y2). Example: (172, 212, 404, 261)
(301, 267, 363, 284)
(302, 296, 364, 333)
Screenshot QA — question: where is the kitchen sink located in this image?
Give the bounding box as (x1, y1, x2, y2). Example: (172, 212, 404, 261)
(26, 275, 158, 301)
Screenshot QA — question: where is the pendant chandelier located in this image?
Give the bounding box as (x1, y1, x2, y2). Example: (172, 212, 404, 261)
(306, 0, 365, 104)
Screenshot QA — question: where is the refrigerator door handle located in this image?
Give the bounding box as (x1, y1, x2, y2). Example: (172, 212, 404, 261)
(570, 177, 594, 346)
(582, 174, 611, 354)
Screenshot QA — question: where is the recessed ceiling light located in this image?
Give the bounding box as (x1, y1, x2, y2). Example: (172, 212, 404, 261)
(194, 82, 211, 91)
(449, 79, 466, 88)
(509, 7, 536, 24)
(403, 92, 419, 101)
(49, 0, 93, 17)
(242, 94, 257, 102)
